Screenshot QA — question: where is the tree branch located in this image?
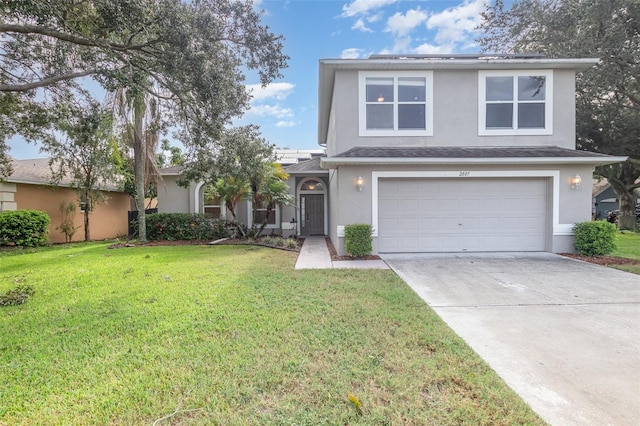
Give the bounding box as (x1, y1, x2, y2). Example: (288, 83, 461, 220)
(0, 24, 162, 52)
(0, 69, 97, 92)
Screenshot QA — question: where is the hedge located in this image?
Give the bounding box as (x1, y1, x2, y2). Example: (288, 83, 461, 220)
(573, 220, 617, 256)
(344, 224, 373, 257)
(0, 210, 50, 247)
(141, 213, 231, 241)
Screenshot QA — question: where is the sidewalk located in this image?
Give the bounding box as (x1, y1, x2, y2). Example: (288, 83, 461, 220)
(294, 236, 389, 270)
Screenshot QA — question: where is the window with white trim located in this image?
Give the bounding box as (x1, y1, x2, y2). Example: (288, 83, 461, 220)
(359, 71, 433, 136)
(479, 70, 553, 135)
(203, 186, 224, 218)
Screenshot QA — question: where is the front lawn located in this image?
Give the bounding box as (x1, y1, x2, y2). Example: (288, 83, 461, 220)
(612, 231, 640, 274)
(0, 243, 543, 425)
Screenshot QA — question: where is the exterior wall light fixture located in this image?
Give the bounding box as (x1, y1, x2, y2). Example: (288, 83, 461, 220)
(356, 176, 364, 192)
(570, 174, 582, 190)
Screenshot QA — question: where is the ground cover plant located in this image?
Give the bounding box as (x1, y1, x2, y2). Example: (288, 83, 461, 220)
(0, 243, 544, 425)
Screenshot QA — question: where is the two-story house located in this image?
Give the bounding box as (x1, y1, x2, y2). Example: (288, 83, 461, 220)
(306, 54, 625, 255)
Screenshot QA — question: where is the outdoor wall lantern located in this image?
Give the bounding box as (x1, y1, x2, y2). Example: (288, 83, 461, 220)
(356, 176, 364, 192)
(570, 174, 582, 190)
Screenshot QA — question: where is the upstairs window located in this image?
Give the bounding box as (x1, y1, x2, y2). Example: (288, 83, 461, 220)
(479, 70, 553, 135)
(359, 71, 433, 136)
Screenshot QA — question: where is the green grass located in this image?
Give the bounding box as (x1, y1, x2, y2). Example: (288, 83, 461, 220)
(0, 243, 544, 425)
(611, 231, 640, 274)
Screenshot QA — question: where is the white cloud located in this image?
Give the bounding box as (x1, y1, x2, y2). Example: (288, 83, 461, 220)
(385, 8, 428, 37)
(413, 42, 454, 55)
(247, 104, 294, 119)
(276, 120, 297, 128)
(352, 17, 373, 32)
(367, 12, 383, 23)
(426, 0, 487, 46)
(246, 82, 295, 102)
(341, 48, 366, 59)
(341, 0, 398, 18)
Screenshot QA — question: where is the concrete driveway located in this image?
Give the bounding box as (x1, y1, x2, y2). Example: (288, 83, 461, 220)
(381, 252, 640, 426)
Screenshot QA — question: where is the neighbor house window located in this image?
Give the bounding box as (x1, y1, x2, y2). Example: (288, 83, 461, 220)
(359, 71, 433, 136)
(479, 70, 553, 136)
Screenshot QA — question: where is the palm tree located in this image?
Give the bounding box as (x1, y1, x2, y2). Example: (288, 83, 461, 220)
(108, 82, 162, 242)
(251, 163, 293, 236)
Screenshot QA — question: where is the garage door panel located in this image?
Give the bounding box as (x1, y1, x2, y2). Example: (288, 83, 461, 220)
(378, 178, 547, 253)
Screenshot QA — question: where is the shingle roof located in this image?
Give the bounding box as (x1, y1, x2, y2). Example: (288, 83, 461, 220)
(321, 146, 626, 168)
(159, 165, 185, 176)
(334, 146, 617, 159)
(283, 157, 328, 174)
(8, 158, 122, 191)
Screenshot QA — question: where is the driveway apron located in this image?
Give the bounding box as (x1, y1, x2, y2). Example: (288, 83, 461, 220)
(381, 252, 640, 426)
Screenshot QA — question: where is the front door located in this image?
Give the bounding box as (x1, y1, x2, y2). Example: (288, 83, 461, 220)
(302, 194, 324, 235)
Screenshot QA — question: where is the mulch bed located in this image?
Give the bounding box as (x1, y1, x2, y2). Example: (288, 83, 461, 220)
(325, 237, 381, 261)
(108, 237, 302, 252)
(560, 253, 640, 266)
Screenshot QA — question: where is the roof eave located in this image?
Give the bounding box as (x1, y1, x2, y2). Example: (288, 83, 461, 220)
(320, 156, 628, 168)
(285, 169, 329, 175)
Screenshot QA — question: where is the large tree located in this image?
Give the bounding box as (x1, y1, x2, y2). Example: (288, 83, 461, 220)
(479, 0, 640, 229)
(0, 0, 287, 234)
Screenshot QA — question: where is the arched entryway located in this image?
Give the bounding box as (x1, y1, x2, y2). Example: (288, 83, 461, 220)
(297, 177, 327, 236)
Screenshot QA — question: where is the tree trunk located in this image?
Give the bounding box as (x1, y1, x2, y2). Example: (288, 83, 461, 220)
(609, 177, 638, 231)
(134, 99, 147, 242)
(83, 207, 90, 241)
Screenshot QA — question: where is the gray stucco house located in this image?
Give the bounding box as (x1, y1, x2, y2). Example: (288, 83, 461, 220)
(158, 54, 626, 254)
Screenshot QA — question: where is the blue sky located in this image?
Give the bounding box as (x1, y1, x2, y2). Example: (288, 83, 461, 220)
(9, 0, 501, 159)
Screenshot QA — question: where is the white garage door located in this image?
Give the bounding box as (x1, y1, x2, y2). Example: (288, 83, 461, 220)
(378, 178, 547, 253)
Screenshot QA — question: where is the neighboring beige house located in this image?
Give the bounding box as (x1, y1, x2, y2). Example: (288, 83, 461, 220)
(0, 158, 130, 244)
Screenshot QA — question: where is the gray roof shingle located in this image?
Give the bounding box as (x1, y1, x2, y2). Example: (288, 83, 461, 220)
(8, 158, 122, 191)
(334, 146, 617, 159)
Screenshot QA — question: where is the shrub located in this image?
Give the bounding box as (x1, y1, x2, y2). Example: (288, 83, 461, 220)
(271, 237, 285, 247)
(573, 221, 617, 256)
(141, 213, 231, 241)
(283, 238, 298, 249)
(344, 224, 373, 257)
(0, 285, 35, 306)
(0, 210, 50, 247)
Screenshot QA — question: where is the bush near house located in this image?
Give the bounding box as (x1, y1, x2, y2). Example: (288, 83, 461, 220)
(573, 221, 617, 256)
(142, 213, 231, 241)
(344, 224, 373, 257)
(0, 210, 50, 247)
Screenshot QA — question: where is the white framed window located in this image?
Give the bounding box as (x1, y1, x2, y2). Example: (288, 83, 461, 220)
(203, 186, 225, 218)
(359, 71, 433, 136)
(247, 201, 279, 229)
(479, 70, 553, 136)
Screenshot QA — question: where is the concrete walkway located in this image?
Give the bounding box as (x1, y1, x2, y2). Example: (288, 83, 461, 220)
(294, 236, 389, 269)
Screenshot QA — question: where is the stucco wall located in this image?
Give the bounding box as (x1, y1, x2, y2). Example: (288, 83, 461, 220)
(13, 183, 130, 243)
(157, 176, 193, 213)
(327, 68, 577, 155)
